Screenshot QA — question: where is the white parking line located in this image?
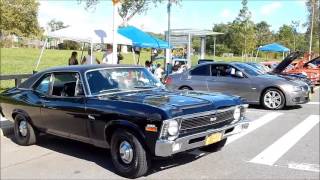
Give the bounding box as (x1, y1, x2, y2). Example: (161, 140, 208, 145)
(307, 102, 320, 105)
(287, 162, 320, 173)
(226, 112, 283, 145)
(249, 115, 320, 166)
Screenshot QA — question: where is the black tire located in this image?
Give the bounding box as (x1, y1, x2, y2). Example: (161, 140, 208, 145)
(13, 114, 37, 146)
(179, 86, 192, 90)
(110, 129, 150, 178)
(261, 88, 285, 110)
(200, 138, 227, 152)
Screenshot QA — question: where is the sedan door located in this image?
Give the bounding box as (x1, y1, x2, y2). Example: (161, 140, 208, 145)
(207, 64, 254, 100)
(184, 64, 211, 91)
(38, 72, 89, 141)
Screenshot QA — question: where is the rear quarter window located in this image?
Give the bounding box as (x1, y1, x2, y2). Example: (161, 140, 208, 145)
(190, 65, 210, 76)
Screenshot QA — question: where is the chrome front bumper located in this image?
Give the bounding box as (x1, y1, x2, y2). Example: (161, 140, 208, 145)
(155, 119, 249, 157)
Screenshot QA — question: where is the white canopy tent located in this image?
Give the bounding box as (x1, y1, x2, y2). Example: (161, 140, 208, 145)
(34, 25, 133, 71)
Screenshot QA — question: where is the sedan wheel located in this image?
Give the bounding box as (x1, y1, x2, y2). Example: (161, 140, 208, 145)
(262, 89, 285, 110)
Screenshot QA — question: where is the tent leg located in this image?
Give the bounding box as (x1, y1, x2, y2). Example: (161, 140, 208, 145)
(34, 38, 48, 71)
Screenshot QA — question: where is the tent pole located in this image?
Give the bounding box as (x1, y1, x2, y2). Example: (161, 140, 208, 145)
(90, 40, 93, 64)
(34, 38, 48, 71)
(80, 42, 85, 61)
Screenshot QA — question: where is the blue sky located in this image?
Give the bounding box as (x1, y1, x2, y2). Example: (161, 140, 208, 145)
(38, 0, 308, 33)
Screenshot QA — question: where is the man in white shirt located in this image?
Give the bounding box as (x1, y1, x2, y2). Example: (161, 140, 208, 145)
(102, 44, 113, 64)
(154, 63, 164, 81)
(81, 49, 100, 65)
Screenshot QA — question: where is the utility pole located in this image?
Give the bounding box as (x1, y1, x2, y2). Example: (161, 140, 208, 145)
(166, 0, 172, 66)
(308, 1, 315, 60)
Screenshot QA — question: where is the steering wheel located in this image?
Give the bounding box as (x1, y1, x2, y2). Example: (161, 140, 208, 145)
(136, 80, 146, 87)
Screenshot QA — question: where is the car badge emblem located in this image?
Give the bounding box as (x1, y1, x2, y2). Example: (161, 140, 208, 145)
(210, 117, 217, 122)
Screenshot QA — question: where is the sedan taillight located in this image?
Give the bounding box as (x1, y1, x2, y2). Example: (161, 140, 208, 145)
(164, 76, 173, 85)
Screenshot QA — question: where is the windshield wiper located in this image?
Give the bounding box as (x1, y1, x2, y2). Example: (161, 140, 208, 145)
(133, 86, 156, 89)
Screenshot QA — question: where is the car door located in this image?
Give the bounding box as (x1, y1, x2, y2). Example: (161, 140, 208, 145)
(207, 64, 254, 99)
(38, 72, 89, 141)
(185, 64, 211, 91)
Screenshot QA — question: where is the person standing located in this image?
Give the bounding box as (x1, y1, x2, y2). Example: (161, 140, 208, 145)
(81, 49, 100, 65)
(102, 44, 113, 64)
(154, 63, 164, 81)
(68, 51, 79, 65)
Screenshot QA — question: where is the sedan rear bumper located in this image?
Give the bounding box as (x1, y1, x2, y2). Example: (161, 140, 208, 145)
(154, 119, 249, 157)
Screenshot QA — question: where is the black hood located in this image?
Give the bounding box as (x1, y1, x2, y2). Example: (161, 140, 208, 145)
(303, 56, 320, 67)
(272, 52, 302, 74)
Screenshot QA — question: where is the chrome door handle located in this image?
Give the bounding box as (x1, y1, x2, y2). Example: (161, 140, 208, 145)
(88, 114, 95, 120)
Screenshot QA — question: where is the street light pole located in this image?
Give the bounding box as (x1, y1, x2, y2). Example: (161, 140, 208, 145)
(112, 0, 120, 64)
(166, 0, 172, 66)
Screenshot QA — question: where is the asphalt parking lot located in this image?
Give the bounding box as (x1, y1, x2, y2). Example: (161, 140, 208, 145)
(1, 87, 319, 179)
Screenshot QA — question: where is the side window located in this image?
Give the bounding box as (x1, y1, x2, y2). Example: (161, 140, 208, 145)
(52, 72, 84, 97)
(34, 74, 52, 95)
(211, 65, 218, 76)
(190, 65, 210, 76)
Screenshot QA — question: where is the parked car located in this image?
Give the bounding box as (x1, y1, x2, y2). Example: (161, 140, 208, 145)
(246, 62, 314, 93)
(0, 64, 249, 178)
(198, 59, 214, 64)
(166, 58, 310, 110)
(265, 54, 320, 85)
(308, 56, 320, 67)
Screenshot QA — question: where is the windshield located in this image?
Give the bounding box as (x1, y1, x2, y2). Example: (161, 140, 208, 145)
(234, 63, 264, 76)
(86, 68, 162, 95)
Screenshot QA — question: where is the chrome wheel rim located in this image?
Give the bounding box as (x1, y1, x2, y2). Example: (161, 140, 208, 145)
(18, 120, 28, 137)
(119, 141, 133, 164)
(264, 91, 282, 109)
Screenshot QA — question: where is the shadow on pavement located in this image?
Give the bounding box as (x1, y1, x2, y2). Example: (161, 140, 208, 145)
(248, 104, 302, 110)
(9, 134, 210, 177)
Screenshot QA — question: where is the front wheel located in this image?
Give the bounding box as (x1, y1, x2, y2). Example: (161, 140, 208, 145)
(13, 114, 37, 146)
(262, 88, 285, 110)
(110, 130, 150, 178)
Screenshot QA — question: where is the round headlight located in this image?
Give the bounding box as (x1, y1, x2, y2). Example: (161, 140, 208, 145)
(233, 107, 241, 121)
(167, 120, 179, 136)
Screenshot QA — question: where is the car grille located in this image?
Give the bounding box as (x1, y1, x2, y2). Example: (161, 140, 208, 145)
(179, 108, 235, 136)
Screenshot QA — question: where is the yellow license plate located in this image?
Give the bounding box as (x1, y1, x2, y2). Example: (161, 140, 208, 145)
(205, 133, 222, 145)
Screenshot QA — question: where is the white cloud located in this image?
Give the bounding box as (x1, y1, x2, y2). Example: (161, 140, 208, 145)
(260, 2, 283, 16)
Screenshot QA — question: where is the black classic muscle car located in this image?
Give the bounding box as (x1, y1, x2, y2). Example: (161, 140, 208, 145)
(0, 65, 249, 178)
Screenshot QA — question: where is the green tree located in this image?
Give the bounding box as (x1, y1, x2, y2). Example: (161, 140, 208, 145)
(255, 21, 273, 47)
(277, 25, 295, 50)
(233, 0, 256, 56)
(47, 19, 69, 32)
(0, 0, 40, 37)
(79, 0, 179, 25)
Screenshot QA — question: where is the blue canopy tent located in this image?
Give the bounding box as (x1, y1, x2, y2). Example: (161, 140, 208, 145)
(118, 26, 171, 49)
(255, 43, 290, 61)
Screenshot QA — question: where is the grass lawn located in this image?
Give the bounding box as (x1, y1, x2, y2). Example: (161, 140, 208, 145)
(0, 48, 279, 91)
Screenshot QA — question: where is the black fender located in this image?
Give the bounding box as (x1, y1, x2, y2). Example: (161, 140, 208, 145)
(12, 109, 33, 124)
(104, 120, 147, 147)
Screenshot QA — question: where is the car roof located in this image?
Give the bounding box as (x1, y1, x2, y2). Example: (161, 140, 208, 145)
(18, 64, 143, 89)
(43, 64, 142, 72)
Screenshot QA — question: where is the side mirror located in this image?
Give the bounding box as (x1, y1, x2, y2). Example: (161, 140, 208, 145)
(235, 71, 244, 78)
(75, 83, 85, 96)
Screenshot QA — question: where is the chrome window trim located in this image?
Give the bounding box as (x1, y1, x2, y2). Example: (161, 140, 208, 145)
(31, 70, 88, 97)
(83, 67, 160, 97)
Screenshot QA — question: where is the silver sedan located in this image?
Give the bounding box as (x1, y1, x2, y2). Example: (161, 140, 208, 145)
(165, 62, 310, 110)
